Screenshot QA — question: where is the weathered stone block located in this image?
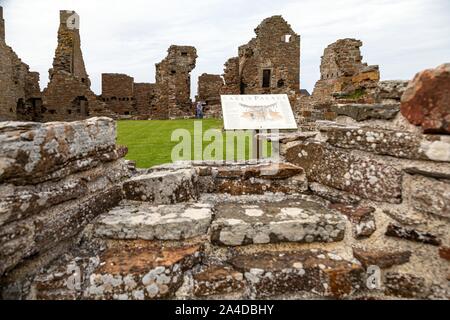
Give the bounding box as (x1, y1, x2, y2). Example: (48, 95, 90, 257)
(229, 250, 364, 298)
(193, 266, 245, 297)
(375, 80, 408, 102)
(0, 185, 123, 275)
(352, 247, 411, 269)
(85, 240, 202, 300)
(322, 125, 450, 162)
(401, 63, 450, 134)
(210, 199, 346, 246)
(385, 224, 441, 246)
(408, 175, 450, 219)
(0, 160, 129, 227)
(309, 182, 361, 204)
(0, 117, 117, 185)
(123, 169, 199, 204)
(330, 204, 376, 239)
(285, 141, 402, 203)
(384, 273, 427, 299)
(95, 201, 213, 241)
(330, 104, 399, 121)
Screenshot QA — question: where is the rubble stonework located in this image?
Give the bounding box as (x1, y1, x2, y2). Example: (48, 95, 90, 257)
(0, 117, 130, 297)
(0, 8, 449, 301)
(101, 74, 136, 117)
(196, 73, 223, 118)
(41, 10, 111, 122)
(223, 16, 300, 97)
(134, 83, 157, 119)
(312, 39, 380, 103)
(153, 45, 197, 119)
(0, 6, 41, 122)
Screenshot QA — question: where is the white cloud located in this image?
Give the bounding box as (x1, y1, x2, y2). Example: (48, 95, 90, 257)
(2, 0, 449, 96)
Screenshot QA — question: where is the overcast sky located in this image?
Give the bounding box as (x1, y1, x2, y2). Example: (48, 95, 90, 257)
(1, 0, 449, 96)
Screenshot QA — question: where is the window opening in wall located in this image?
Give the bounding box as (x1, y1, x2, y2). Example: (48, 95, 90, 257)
(262, 69, 271, 88)
(277, 79, 285, 88)
(181, 52, 188, 56)
(283, 34, 292, 43)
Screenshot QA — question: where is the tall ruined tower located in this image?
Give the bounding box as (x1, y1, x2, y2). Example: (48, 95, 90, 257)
(312, 38, 380, 102)
(42, 10, 111, 121)
(49, 10, 90, 86)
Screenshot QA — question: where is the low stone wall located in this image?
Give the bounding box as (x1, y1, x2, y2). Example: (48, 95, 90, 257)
(278, 117, 449, 298)
(0, 117, 130, 298)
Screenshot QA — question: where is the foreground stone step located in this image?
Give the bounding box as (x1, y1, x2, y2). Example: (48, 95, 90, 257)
(229, 250, 364, 298)
(32, 240, 203, 300)
(85, 240, 202, 300)
(123, 169, 198, 204)
(210, 199, 346, 246)
(95, 201, 213, 241)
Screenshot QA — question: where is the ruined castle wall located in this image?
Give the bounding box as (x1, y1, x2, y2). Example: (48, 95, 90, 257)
(196, 73, 223, 118)
(196, 73, 223, 105)
(153, 45, 197, 119)
(312, 39, 380, 102)
(134, 83, 156, 119)
(237, 16, 300, 96)
(0, 117, 130, 298)
(0, 6, 41, 122)
(222, 57, 240, 95)
(42, 10, 111, 122)
(101, 74, 136, 116)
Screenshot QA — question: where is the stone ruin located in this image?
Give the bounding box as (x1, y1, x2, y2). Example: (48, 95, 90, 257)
(195, 15, 302, 116)
(101, 46, 198, 120)
(0, 7, 449, 300)
(312, 38, 380, 103)
(294, 38, 404, 129)
(1, 11, 303, 121)
(153, 45, 198, 119)
(100, 74, 137, 117)
(0, 7, 41, 122)
(220, 15, 301, 103)
(41, 10, 112, 122)
(195, 73, 224, 118)
(1, 62, 449, 300)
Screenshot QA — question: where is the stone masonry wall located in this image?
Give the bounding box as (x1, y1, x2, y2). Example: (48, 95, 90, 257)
(0, 6, 41, 122)
(312, 39, 380, 103)
(41, 10, 111, 122)
(134, 83, 157, 120)
(196, 73, 223, 118)
(222, 57, 240, 95)
(0, 117, 130, 298)
(101, 74, 136, 117)
(230, 16, 300, 97)
(153, 45, 197, 119)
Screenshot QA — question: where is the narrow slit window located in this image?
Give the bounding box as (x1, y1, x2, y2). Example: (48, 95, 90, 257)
(262, 69, 271, 88)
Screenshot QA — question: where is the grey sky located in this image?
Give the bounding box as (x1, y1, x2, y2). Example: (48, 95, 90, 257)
(1, 0, 449, 96)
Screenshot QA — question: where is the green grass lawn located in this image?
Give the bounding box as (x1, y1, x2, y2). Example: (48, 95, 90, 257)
(117, 119, 270, 168)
